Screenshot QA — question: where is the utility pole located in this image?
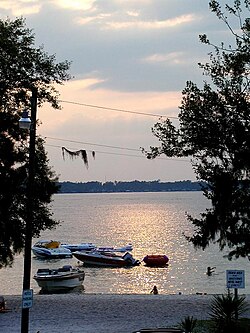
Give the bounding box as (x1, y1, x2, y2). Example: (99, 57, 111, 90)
(20, 87, 37, 333)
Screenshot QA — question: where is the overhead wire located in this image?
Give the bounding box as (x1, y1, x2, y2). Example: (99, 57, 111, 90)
(58, 99, 179, 119)
(44, 136, 140, 152)
(43, 100, 179, 153)
(46, 144, 147, 159)
(43, 99, 187, 164)
(45, 142, 190, 162)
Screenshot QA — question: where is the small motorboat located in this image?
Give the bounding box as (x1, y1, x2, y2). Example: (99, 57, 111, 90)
(73, 250, 140, 267)
(96, 243, 133, 253)
(32, 240, 72, 259)
(33, 265, 85, 292)
(61, 242, 96, 252)
(143, 255, 169, 267)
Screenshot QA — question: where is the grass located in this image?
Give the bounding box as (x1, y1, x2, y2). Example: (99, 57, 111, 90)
(193, 318, 250, 333)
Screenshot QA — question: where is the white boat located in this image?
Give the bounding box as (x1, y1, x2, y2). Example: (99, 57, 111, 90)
(61, 242, 96, 252)
(96, 243, 133, 253)
(32, 240, 72, 259)
(33, 265, 85, 292)
(73, 250, 140, 267)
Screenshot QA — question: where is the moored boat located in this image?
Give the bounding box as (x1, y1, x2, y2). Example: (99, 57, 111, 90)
(96, 243, 133, 253)
(73, 250, 140, 267)
(61, 242, 96, 252)
(32, 240, 72, 259)
(143, 254, 169, 267)
(33, 265, 85, 292)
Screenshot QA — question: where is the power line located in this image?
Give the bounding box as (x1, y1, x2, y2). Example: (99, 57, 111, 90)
(44, 136, 140, 152)
(58, 99, 179, 119)
(44, 136, 190, 162)
(46, 144, 144, 158)
(45, 143, 190, 162)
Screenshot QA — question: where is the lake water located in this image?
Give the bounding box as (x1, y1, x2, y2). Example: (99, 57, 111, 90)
(0, 192, 249, 295)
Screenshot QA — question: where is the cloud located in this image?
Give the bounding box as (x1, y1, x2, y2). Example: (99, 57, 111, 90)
(0, 0, 219, 181)
(77, 12, 200, 30)
(65, 76, 106, 90)
(88, 14, 198, 30)
(0, 0, 41, 16)
(127, 11, 140, 17)
(142, 52, 188, 65)
(38, 76, 181, 135)
(75, 13, 112, 26)
(52, 0, 96, 11)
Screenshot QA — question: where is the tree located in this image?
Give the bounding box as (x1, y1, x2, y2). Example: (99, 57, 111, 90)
(144, 1, 250, 259)
(0, 17, 71, 267)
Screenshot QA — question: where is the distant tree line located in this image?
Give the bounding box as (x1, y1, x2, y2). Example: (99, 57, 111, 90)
(58, 180, 203, 193)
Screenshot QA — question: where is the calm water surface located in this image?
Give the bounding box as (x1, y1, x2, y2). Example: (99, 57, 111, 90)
(1, 192, 249, 295)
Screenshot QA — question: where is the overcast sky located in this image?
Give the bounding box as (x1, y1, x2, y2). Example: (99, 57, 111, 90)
(0, 1, 240, 183)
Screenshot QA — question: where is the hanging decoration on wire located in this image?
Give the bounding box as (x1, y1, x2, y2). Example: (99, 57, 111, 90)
(62, 147, 95, 169)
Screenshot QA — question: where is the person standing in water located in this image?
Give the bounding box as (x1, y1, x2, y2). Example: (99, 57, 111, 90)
(150, 285, 158, 294)
(207, 266, 216, 276)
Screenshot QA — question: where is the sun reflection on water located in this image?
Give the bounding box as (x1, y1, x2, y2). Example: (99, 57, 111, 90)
(1, 192, 249, 295)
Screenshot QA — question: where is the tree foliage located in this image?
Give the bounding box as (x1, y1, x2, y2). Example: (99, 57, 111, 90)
(144, 1, 250, 259)
(0, 17, 71, 267)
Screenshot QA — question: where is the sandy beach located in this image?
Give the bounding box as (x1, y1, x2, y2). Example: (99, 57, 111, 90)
(1, 294, 250, 333)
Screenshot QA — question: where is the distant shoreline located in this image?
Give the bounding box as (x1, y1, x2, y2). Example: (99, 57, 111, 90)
(58, 180, 204, 194)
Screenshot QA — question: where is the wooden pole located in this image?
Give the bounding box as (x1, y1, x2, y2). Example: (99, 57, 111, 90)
(21, 87, 37, 333)
(234, 288, 238, 321)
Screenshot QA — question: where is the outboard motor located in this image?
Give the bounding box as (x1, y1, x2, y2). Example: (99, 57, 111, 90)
(123, 252, 132, 260)
(122, 252, 140, 266)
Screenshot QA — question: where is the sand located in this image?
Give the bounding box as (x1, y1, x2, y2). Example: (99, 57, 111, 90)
(1, 294, 250, 333)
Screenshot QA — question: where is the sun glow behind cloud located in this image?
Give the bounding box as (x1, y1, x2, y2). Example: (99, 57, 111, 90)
(38, 77, 181, 134)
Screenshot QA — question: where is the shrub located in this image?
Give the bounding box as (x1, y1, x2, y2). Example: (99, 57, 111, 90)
(179, 315, 198, 333)
(209, 291, 249, 333)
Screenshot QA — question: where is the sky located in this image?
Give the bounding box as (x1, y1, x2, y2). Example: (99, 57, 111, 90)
(0, 0, 239, 183)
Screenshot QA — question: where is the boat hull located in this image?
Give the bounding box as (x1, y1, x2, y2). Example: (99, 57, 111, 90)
(33, 267, 85, 291)
(32, 247, 73, 259)
(96, 243, 133, 253)
(73, 251, 139, 267)
(61, 243, 96, 252)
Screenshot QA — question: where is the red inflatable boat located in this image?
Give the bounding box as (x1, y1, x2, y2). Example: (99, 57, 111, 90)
(143, 254, 169, 267)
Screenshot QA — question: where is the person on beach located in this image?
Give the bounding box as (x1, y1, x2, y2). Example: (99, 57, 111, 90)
(0, 296, 5, 311)
(206, 266, 216, 276)
(150, 285, 158, 294)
